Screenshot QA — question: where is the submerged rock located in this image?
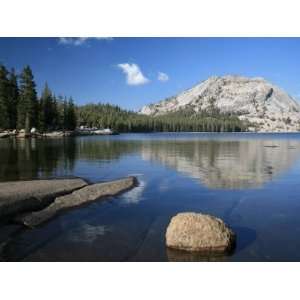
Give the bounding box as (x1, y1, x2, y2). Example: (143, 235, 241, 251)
(20, 176, 137, 227)
(0, 179, 88, 218)
(166, 212, 235, 253)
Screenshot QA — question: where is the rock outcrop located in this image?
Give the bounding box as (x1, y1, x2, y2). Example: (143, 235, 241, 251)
(0, 131, 17, 138)
(20, 176, 137, 227)
(43, 131, 75, 138)
(140, 75, 300, 132)
(0, 133, 10, 138)
(166, 212, 235, 253)
(0, 179, 88, 218)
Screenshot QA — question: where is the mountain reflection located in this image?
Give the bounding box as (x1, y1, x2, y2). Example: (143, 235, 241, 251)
(140, 139, 300, 189)
(1, 136, 300, 189)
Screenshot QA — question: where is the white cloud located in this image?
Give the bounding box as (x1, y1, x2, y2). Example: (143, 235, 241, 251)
(117, 63, 149, 86)
(158, 72, 169, 82)
(58, 37, 113, 46)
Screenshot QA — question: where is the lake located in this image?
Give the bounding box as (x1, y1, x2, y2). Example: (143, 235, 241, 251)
(1, 132, 300, 261)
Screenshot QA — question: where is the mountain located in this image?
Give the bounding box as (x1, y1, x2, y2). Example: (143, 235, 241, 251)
(140, 75, 300, 132)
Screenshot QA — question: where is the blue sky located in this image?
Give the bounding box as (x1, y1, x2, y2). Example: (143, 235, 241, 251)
(1, 37, 300, 110)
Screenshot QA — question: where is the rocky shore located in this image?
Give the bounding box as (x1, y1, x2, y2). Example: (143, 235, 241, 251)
(0, 176, 237, 260)
(0, 177, 137, 226)
(19, 177, 137, 227)
(0, 179, 88, 219)
(0, 128, 118, 139)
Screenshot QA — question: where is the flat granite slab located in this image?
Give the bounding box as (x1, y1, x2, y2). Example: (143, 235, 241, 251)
(0, 179, 88, 218)
(20, 176, 137, 227)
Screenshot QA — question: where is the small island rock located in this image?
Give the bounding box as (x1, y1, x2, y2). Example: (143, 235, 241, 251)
(166, 212, 235, 253)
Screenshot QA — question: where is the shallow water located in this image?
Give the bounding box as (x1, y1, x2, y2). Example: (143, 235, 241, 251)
(1, 132, 300, 261)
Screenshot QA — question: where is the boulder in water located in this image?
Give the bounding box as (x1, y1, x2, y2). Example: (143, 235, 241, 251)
(166, 212, 235, 253)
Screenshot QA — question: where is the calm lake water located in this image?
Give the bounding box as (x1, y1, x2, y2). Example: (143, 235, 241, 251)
(1, 132, 300, 261)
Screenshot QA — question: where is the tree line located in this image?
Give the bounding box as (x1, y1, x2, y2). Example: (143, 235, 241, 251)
(0, 64, 76, 132)
(77, 103, 248, 132)
(0, 64, 248, 133)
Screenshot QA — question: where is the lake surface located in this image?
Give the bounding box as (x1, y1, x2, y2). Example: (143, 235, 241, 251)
(1, 132, 300, 261)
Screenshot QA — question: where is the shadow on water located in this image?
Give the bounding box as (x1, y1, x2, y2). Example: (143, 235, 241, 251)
(232, 226, 257, 253)
(0, 222, 67, 261)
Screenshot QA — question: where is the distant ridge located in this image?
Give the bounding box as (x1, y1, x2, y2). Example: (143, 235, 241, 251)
(140, 75, 300, 132)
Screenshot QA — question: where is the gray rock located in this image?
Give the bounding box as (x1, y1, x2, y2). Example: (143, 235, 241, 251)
(43, 131, 65, 138)
(166, 212, 235, 253)
(0, 133, 10, 138)
(43, 131, 75, 138)
(0, 131, 17, 138)
(16, 132, 30, 138)
(20, 176, 137, 227)
(0, 179, 88, 218)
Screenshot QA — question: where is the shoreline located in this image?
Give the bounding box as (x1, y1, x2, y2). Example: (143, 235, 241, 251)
(1, 130, 300, 140)
(0, 129, 119, 139)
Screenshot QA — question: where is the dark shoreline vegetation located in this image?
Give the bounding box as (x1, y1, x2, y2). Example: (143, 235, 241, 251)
(0, 64, 248, 133)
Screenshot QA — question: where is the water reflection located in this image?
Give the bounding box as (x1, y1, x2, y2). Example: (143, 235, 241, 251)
(0, 138, 76, 181)
(166, 247, 229, 262)
(0, 138, 138, 181)
(121, 179, 146, 204)
(1, 134, 300, 261)
(140, 139, 300, 189)
(1, 135, 300, 189)
(66, 223, 111, 244)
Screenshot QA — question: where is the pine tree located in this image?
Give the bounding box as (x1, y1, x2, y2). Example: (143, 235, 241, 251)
(7, 68, 19, 129)
(66, 97, 77, 130)
(55, 95, 65, 130)
(63, 97, 68, 131)
(51, 94, 59, 130)
(0, 65, 9, 129)
(39, 83, 54, 132)
(18, 66, 38, 132)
